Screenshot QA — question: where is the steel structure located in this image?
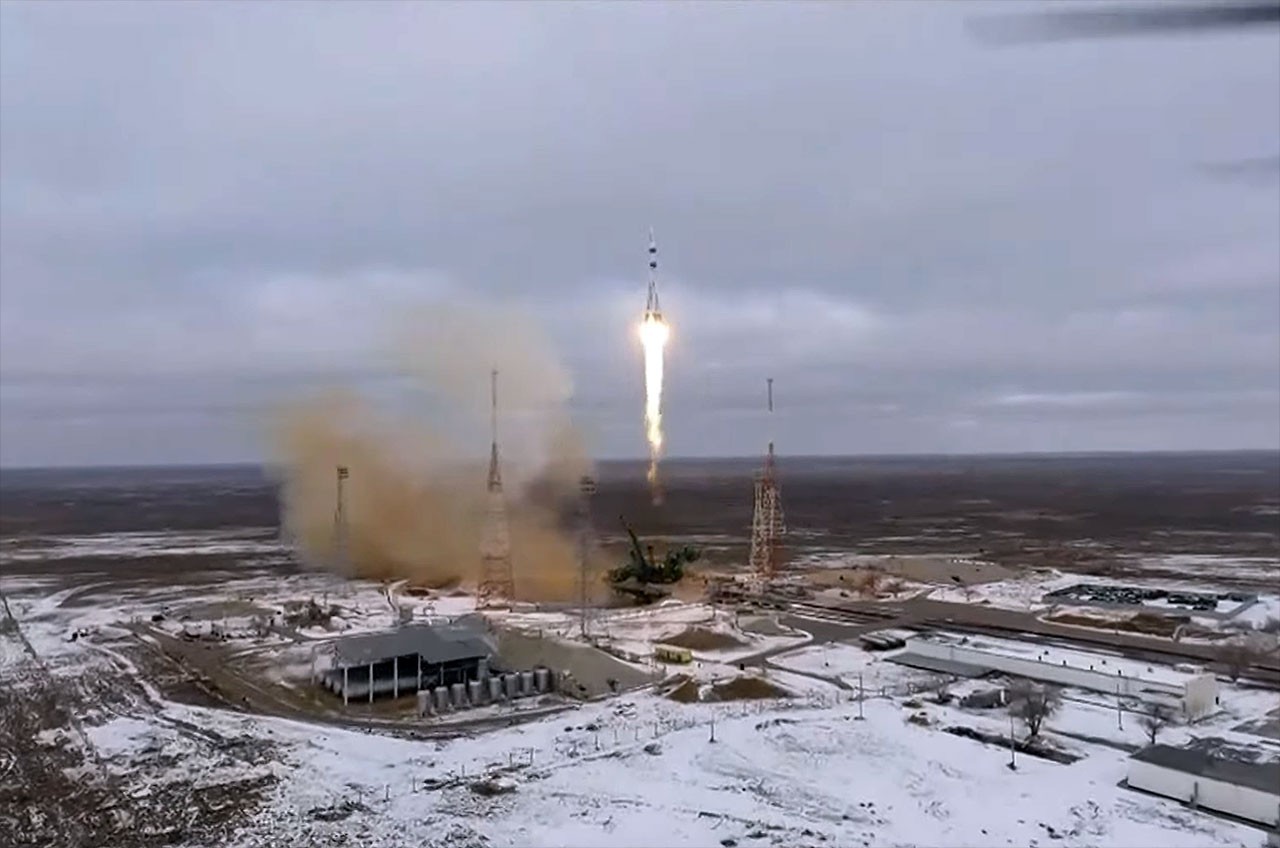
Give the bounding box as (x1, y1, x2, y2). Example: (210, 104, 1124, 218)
(333, 465, 350, 570)
(748, 378, 785, 585)
(478, 369, 515, 607)
(577, 474, 597, 638)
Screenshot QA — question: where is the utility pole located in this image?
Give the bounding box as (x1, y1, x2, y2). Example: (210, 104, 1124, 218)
(1008, 714, 1017, 770)
(856, 672, 865, 720)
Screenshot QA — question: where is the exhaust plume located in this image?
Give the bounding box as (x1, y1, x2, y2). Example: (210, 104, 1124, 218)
(639, 313, 669, 503)
(271, 300, 593, 602)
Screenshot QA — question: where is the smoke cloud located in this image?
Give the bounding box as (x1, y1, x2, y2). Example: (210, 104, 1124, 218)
(270, 300, 595, 602)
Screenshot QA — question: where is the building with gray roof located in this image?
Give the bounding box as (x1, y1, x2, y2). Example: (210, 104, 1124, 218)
(1127, 740, 1280, 828)
(317, 623, 494, 705)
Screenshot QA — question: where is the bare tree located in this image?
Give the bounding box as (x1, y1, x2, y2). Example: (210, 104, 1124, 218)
(883, 578, 907, 598)
(1007, 681, 1062, 738)
(1217, 639, 1259, 682)
(1138, 702, 1175, 744)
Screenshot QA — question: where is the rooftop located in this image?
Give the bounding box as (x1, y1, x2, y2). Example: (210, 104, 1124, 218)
(888, 652, 991, 679)
(1131, 742, 1280, 794)
(333, 623, 492, 667)
(912, 632, 1211, 688)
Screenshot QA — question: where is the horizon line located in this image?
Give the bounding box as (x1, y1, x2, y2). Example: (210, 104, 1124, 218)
(2, 447, 1278, 473)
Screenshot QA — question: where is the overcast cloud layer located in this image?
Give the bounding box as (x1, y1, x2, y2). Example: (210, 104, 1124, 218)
(1, 1, 1277, 466)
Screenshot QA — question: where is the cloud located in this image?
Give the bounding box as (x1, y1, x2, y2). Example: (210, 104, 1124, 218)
(1, 0, 1277, 465)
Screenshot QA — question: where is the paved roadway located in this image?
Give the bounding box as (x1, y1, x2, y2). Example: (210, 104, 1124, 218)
(773, 595, 1280, 688)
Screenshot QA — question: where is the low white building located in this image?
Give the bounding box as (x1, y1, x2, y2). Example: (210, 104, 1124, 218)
(1127, 743, 1280, 828)
(902, 632, 1219, 719)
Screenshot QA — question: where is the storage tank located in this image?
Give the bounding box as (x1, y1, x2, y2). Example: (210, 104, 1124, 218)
(433, 686, 451, 713)
(503, 673, 519, 698)
(468, 679, 485, 705)
(534, 667, 550, 693)
(520, 671, 535, 696)
(488, 676, 504, 701)
(450, 682, 468, 708)
(417, 690, 434, 717)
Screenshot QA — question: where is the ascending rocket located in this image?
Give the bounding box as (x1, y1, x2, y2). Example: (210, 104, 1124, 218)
(644, 229, 662, 320)
(638, 228, 670, 505)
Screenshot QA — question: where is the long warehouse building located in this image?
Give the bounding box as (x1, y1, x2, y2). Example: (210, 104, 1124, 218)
(899, 632, 1220, 719)
(1127, 742, 1280, 828)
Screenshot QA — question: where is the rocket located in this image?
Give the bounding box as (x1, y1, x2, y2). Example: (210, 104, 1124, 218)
(644, 229, 662, 320)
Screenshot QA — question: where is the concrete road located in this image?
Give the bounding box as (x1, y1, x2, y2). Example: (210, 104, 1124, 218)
(736, 611, 915, 668)
(807, 595, 1280, 687)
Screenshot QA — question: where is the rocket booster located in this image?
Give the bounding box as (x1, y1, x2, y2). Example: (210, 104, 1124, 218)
(644, 230, 662, 319)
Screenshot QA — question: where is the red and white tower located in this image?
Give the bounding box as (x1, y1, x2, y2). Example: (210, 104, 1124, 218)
(478, 368, 515, 608)
(748, 378, 785, 586)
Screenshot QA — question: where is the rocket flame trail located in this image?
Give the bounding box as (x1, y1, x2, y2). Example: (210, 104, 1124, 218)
(640, 230, 669, 504)
(639, 312, 669, 496)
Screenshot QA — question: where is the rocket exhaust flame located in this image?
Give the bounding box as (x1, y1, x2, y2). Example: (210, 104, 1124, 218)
(639, 312, 669, 502)
(640, 229, 669, 505)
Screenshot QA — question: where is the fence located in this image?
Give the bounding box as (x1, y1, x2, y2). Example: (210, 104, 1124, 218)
(298, 690, 870, 819)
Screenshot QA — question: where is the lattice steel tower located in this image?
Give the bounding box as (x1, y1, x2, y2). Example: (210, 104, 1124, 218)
(333, 465, 350, 570)
(576, 474, 597, 638)
(748, 378, 785, 585)
(478, 369, 515, 607)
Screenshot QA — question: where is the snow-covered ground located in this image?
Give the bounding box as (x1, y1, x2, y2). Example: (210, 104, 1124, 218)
(1234, 595, 1280, 630)
(18, 625, 1272, 848)
(1132, 554, 1280, 587)
(925, 570, 1075, 610)
(0, 528, 287, 562)
(5, 528, 1279, 847)
(205, 687, 1266, 847)
(770, 642, 929, 695)
(770, 637, 1280, 755)
(924, 569, 1280, 632)
(495, 600, 808, 666)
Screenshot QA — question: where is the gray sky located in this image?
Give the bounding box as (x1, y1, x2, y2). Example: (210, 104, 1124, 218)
(2, 0, 1278, 467)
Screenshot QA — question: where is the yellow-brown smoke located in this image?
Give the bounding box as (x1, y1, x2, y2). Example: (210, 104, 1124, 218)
(270, 301, 594, 603)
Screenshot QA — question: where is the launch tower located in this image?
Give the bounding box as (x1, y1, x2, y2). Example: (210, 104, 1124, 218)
(333, 465, 349, 570)
(748, 378, 785, 586)
(576, 474, 597, 638)
(478, 369, 516, 608)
